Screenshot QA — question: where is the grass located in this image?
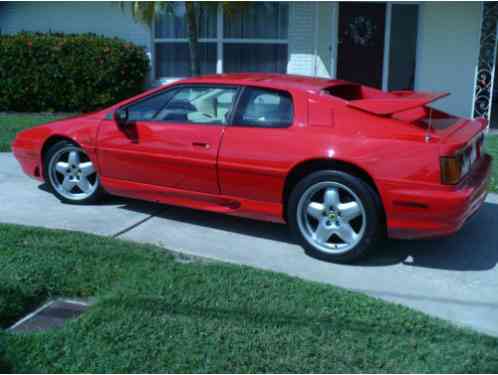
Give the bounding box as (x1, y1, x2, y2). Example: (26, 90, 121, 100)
(485, 134, 498, 193)
(1, 224, 498, 373)
(0, 113, 72, 152)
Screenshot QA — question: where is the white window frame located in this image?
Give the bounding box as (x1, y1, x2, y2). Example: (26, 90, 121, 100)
(152, 3, 289, 82)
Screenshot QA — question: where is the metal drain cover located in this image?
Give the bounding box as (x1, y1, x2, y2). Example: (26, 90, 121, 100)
(9, 299, 91, 333)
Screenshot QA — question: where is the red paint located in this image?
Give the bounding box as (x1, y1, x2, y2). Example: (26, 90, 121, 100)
(12, 73, 492, 239)
(348, 91, 449, 115)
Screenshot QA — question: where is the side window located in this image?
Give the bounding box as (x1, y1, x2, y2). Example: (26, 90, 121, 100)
(155, 86, 238, 125)
(126, 89, 178, 121)
(233, 87, 293, 128)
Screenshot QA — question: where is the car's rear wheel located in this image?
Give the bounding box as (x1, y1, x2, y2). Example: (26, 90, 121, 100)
(44, 140, 104, 204)
(288, 170, 383, 263)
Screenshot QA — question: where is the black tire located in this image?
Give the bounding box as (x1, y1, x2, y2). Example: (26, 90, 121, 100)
(287, 170, 383, 263)
(43, 140, 105, 204)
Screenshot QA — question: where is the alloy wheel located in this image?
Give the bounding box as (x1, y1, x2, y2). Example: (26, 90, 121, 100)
(48, 146, 99, 201)
(296, 181, 366, 254)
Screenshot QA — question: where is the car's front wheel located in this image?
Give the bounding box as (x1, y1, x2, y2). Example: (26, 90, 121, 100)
(288, 170, 383, 263)
(44, 140, 104, 204)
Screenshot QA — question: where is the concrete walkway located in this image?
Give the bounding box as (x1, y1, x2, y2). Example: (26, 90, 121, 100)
(1, 152, 498, 336)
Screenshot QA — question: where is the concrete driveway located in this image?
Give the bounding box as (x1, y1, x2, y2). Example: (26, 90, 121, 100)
(1, 152, 498, 336)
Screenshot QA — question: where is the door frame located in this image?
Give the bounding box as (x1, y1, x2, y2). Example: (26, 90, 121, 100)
(329, 2, 418, 91)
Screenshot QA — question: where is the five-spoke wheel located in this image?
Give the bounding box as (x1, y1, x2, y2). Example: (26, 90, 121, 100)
(297, 182, 366, 254)
(288, 170, 382, 263)
(44, 141, 104, 204)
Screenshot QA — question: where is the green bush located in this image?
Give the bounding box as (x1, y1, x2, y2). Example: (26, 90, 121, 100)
(0, 32, 149, 112)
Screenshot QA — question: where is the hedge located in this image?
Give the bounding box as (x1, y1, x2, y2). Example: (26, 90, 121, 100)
(0, 32, 150, 112)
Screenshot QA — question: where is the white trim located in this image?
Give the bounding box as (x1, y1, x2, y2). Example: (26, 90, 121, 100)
(330, 2, 339, 79)
(473, 2, 498, 123)
(471, 2, 484, 119)
(488, 27, 498, 123)
(313, 2, 319, 76)
(382, 3, 392, 91)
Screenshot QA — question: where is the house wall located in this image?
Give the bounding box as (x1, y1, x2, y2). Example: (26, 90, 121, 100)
(415, 2, 482, 117)
(0, 1, 150, 51)
(287, 2, 336, 78)
(287, 2, 317, 76)
(316, 2, 335, 78)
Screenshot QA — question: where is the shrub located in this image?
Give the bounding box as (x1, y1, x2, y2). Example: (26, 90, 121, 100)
(0, 32, 149, 112)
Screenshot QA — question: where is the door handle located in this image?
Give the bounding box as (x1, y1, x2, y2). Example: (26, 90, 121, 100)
(192, 142, 211, 149)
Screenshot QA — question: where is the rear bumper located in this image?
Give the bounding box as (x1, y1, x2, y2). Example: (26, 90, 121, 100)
(386, 154, 492, 239)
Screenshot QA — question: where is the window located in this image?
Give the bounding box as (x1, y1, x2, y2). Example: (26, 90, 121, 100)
(223, 3, 288, 73)
(155, 43, 216, 78)
(153, 2, 289, 79)
(126, 89, 178, 121)
(154, 3, 218, 77)
(224, 44, 287, 74)
(233, 87, 293, 128)
(155, 86, 238, 125)
(223, 3, 288, 39)
(155, 3, 217, 39)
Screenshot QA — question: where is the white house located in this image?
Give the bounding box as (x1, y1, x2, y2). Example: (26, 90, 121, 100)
(1, 1, 497, 127)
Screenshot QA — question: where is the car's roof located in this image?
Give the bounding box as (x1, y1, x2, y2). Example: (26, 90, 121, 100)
(179, 73, 351, 94)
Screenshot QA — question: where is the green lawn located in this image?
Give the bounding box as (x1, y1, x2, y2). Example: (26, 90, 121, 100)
(1, 224, 498, 373)
(485, 134, 498, 192)
(0, 113, 72, 152)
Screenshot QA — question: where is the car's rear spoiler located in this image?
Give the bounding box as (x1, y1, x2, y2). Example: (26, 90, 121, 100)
(347, 91, 450, 116)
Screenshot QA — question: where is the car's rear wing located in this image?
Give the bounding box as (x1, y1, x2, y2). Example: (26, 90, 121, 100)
(347, 91, 450, 116)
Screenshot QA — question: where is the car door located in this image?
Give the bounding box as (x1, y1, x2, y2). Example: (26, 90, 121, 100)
(97, 85, 239, 194)
(218, 86, 299, 203)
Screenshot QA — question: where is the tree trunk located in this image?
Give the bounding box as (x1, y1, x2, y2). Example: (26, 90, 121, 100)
(185, 2, 200, 76)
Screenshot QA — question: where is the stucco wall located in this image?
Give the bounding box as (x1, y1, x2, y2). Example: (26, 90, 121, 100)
(0, 1, 150, 51)
(415, 2, 482, 117)
(315, 2, 334, 78)
(287, 2, 317, 76)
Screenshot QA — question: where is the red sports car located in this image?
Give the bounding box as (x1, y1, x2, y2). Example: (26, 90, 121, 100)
(12, 74, 492, 262)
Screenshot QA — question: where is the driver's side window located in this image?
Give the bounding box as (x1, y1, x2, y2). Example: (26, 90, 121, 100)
(126, 89, 178, 122)
(155, 86, 238, 125)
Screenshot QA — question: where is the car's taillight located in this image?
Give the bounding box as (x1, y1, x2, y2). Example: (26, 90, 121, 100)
(440, 133, 483, 185)
(440, 155, 463, 185)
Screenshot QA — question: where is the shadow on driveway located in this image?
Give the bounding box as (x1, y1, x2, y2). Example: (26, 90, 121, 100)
(38, 183, 498, 272)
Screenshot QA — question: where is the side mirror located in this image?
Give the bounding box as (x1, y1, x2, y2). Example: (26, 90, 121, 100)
(114, 108, 129, 126)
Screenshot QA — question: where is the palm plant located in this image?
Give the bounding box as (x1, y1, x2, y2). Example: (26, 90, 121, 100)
(123, 2, 246, 76)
